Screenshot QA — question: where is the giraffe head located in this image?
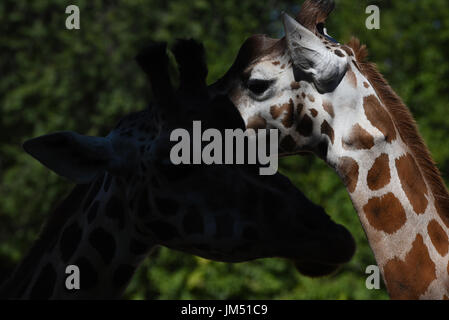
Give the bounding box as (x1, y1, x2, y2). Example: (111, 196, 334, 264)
(19, 38, 355, 287)
(214, 0, 449, 299)
(212, 0, 371, 160)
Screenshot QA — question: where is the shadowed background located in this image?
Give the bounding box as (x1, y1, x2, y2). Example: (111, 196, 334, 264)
(1, 0, 448, 299)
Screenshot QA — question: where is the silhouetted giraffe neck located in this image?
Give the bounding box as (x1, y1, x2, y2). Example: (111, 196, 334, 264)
(2, 173, 156, 299)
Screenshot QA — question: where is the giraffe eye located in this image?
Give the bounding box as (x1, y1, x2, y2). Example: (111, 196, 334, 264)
(246, 79, 273, 95)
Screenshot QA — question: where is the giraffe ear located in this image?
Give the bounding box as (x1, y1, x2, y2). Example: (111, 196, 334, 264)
(23, 131, 131, 184)
(282, 13, 347, 93)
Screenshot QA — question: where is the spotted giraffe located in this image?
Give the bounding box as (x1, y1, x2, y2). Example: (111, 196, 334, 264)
(213, 0, 449, 299)
(0, 39, 355, 299)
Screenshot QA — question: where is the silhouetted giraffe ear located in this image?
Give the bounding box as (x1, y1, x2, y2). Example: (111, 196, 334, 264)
(135, 41, 175, 107)
(23, 132, 136, 184)
(172, 39, 208, 93)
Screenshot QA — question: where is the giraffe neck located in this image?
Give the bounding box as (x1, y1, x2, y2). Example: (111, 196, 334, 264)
(2, 173, 155, 299)
(336, 138, 449, 299)
(325, 63, 449, 299)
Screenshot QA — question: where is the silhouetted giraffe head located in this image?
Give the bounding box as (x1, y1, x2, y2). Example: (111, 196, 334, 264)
(4, 37, 358, 299)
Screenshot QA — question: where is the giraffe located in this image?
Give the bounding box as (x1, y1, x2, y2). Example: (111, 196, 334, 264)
(213, 0, 449, 299)
(0, 39, 355, 299)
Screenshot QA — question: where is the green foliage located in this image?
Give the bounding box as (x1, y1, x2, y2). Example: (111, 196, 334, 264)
(1, 0, 448, 299)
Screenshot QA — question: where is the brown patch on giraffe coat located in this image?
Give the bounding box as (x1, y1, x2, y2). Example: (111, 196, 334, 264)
(301, 92, 306, 99)
(270, 99, 290, 117)
(272, 61, 280, 66)
(307, 94, 315, 102)
(337, 157, 359, 193)
(290, 81, 301, 90)
(343, 124, 375, 150)
(322, 100, 334, 118)
(270, 100, 294, 128)
(367, 153, 390, 191)
(281, 64, 286, 69)
(247, 115, 267, 130)
(270, 105, 281, 119)
(310, 109, 318, 117)
(363, 95, 397, 143)
(282, 99, 294, 128)
(363, 81, 370, 88)
(427, 219, 449, 257)
(297, 114, 313, 137)
(321, 121, 334, 144)
(395, 153, 428, 214)
(346, 65, 357, 88)
(383, 234, 436, 299)
(334, 49, 345, 57)
(363, 193, 407, 234)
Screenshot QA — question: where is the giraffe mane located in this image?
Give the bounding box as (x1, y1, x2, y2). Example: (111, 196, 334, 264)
(348, 37, 449, 228)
